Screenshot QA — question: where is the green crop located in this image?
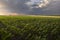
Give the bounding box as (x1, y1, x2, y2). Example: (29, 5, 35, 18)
(0, 16, 60, 40)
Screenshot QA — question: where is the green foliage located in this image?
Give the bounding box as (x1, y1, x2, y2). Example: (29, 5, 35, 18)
(0, 16, 60, 40)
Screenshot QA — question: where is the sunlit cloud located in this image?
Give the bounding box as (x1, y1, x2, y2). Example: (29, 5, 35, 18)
(25, 0, 50, 8)
(38, 0, 49, 8)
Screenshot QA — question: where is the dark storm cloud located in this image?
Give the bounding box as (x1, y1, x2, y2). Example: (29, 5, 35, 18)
(30, 0, 60, 15)
(6, 0, 31, 14)
(0, 0, 60, 15)
(0, 0, 30, 14)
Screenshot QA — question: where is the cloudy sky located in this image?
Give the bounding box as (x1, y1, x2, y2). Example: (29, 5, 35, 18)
(0, 0, 60, 15)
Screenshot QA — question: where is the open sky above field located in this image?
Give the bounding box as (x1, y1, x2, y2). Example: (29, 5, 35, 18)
(0, 0, 60, 15)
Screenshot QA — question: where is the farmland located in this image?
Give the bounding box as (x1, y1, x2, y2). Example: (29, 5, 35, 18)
(0, 16, 60, 40)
